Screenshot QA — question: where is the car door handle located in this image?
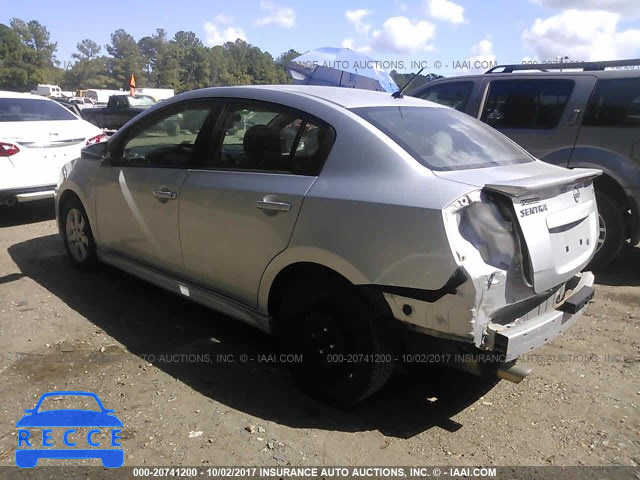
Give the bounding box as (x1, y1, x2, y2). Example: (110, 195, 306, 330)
(152, 189, 177, 200)
(256, 200, 291, 212)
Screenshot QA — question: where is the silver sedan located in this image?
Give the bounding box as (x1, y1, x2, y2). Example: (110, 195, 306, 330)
(56, 85, 600, 404)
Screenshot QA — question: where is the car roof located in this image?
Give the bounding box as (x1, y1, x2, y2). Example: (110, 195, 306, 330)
(183, 85, 439, 109)
(422, 68, 640, 84)
(0, 90, 53, 100)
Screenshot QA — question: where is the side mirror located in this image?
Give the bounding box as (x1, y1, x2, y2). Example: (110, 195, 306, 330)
(81, 141, 108, 161)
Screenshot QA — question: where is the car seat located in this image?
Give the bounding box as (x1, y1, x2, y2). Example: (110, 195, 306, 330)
(243, 124, 286, 170)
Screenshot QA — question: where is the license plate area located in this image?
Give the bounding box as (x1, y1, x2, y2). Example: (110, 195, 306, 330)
(559, 285, 594, 314)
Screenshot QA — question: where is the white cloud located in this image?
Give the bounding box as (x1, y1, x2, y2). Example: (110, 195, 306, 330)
(214, 13, 234, 24)
(371, 16, 436, 53)
(427, 0, 467, 24)
(204, 22, 247, 46)
(522, 10, 640, 61)
(451, 37, 497, 74)
(531, 0, 639, 15)
(345, 9, 372, 34)
(255, 1, 295, 28)
(340, 38, 371, 53)
(341, 38, 354, 49)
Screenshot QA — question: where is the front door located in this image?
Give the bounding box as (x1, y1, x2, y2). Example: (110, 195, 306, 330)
(95, 102, 214, 275)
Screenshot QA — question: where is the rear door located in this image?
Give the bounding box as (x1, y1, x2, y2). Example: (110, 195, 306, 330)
(478, 76, 596, 166)
(179, 100, 335, 307)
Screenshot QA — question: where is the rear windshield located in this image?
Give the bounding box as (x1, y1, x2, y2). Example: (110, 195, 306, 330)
(352, 106, 534, 171)
(130, 96, 156, 107)
(0, 98, 77, 122)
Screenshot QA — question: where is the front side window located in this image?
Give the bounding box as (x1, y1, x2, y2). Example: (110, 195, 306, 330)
(414, 82, 473, 112)
(352, 106, 533, 171)
(583, 78, 640, 127)
(0, 98, 77, 122)
(207, 101, 335, 175)
(119, 104, 212, 167)
(481, 79, 574, 129)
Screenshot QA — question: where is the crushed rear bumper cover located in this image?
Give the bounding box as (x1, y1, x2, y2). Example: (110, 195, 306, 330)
(484, 271, 595, 362)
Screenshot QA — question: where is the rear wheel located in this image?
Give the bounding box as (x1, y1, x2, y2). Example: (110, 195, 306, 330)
(278, 275, 394, 406)
(61, 197, 98, 270)
(587, 191, 625, 270)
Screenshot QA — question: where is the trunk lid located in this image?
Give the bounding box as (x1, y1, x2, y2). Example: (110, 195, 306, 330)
(436, 162, 602, 293)
(1, 119, 102, 187)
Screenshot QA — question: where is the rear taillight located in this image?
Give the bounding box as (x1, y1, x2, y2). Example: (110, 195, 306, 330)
(85, 133, 108, 146)
(0, 142, 20, 157)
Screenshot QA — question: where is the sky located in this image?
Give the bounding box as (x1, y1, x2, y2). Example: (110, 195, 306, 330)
(2, 0, 640, 76)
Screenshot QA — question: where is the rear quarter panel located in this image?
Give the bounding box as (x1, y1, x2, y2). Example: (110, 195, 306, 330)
(258, 108, 473, 312)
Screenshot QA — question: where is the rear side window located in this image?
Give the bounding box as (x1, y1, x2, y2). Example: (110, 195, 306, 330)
(0, 98, 77, 122)
(207, 101, 335, 176)
(352, 106, 533, 171)
(481, 79, 574, 129)
(583, 78, 640, 127)
(413, 82, 473, 112)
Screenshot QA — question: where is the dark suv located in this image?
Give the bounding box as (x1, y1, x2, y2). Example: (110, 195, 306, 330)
(409, 59, 640, 269)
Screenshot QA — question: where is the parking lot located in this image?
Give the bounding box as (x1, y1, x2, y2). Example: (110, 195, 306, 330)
(0, 202, 638, 467)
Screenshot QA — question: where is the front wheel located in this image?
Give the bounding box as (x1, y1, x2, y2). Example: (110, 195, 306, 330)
(61, 197, 98, 270)
(278, 276, 394, 406)
(587, 191, 625, 271)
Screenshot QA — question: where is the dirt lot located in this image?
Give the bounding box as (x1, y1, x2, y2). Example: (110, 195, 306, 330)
(0, 203, 638, 468)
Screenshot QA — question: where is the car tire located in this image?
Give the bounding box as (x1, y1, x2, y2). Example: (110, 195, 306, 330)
(61, 197, 98, 271)
(278, 275, 394, 406)
(587, 191, 625, 271)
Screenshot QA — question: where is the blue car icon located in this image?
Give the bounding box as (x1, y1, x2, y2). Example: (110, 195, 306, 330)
(16, 391, 123, 468)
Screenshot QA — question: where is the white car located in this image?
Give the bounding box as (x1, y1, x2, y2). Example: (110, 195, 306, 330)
(0, 91, 105, 206)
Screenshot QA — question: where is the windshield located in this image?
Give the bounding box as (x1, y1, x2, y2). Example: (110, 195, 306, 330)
(352, 106, 534, 171)
(0, 98, 77, 122)
(129, 96, 156, 107)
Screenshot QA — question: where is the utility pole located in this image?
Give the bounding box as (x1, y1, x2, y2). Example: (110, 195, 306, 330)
(556, 55, 569, 72)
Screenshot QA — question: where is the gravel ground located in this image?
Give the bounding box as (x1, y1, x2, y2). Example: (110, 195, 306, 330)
(0, 202, 638, 469)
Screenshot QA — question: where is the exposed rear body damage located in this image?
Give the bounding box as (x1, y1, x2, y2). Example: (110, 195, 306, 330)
(383, 165, 600, 367)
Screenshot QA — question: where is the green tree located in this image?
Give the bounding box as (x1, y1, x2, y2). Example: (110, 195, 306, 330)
(73, 39, 101, 60)
(105, 29, 146, 89)
(155, 43, 181, 89)
(0, 24, 36, 90)
(389, 70, 444, 90)
(10, 18, 57, 67)
(171, 31, 209, 91)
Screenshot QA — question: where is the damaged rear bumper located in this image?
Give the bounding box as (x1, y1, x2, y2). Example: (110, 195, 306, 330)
(483, 271, 594, 361)
(383, 270, 595, 380)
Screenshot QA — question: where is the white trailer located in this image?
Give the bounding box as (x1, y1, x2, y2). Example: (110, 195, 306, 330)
(30, 84, 63, 97)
